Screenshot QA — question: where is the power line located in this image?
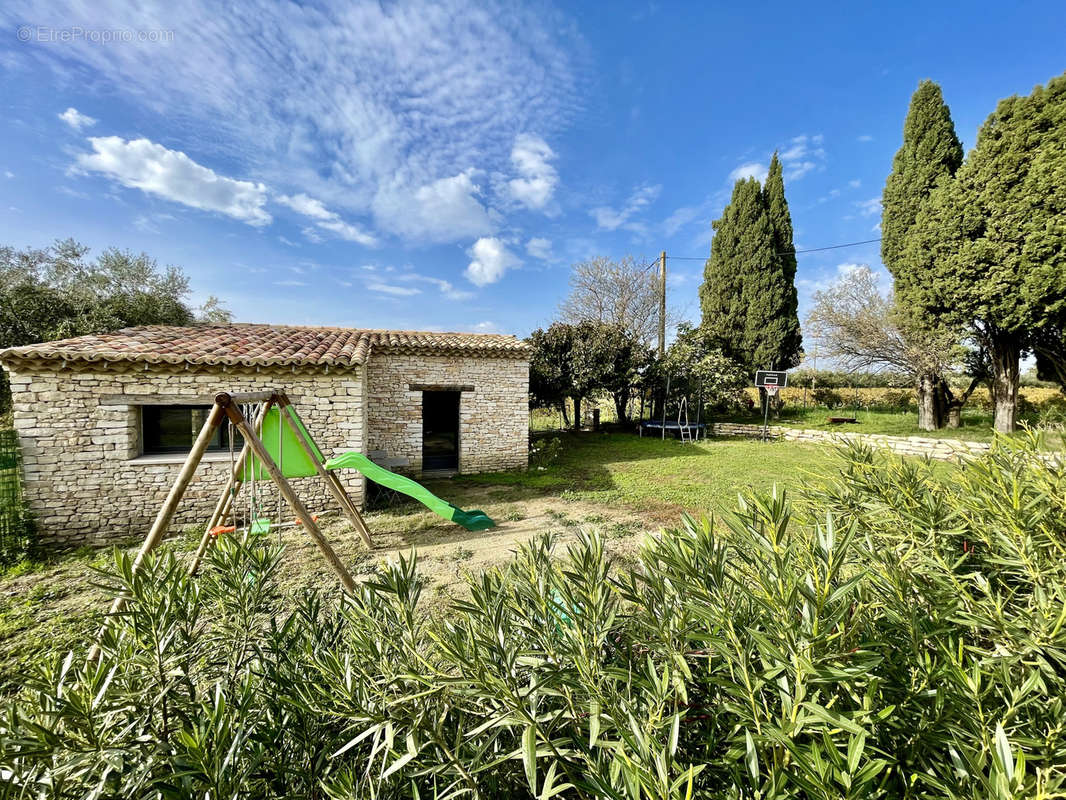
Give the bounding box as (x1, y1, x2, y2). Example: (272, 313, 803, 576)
(665, 236, 883, 261)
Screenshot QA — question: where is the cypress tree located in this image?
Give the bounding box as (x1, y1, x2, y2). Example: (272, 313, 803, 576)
(700, 167, 801, 378)
(881, 80, 964, 430)
(700, 178, 774, 371)
(755, 153, 802, 371)
(901, 73, 1066, 432)
(882, 81, 963, 280)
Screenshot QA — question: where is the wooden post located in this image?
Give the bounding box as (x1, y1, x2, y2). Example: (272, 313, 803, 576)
(276, 396, 374, 548)
(223, 402, 357, 593)
(90, 401, 226, 661)
(188, 399, 272, 575)
(658, 250, 667, 358)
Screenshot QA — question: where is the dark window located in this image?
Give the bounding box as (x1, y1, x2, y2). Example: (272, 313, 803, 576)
(141, 405, 231, 455)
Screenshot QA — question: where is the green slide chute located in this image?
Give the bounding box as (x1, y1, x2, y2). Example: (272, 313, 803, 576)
(325, 451, 495, 532)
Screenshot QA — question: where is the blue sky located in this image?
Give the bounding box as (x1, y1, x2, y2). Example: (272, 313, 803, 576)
(1, 1, 1063, 340)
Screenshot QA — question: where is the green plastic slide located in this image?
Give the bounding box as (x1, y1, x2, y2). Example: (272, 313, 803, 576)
(324, 451, 495, 532)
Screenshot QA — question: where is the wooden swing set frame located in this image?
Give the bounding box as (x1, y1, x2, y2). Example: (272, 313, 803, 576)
(90, 389, 372, 660)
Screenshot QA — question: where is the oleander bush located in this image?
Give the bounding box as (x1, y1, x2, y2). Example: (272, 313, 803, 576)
(2, 435, 1065, 798)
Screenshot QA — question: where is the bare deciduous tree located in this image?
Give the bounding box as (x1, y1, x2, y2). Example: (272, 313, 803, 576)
(559, 256, 672, 348)
(805, 265, 969, 430)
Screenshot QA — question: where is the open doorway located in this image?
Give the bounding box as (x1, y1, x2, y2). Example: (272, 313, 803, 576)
(422, 390, 460, 471)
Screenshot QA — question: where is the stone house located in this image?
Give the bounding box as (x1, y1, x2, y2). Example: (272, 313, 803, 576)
(0, 324, 530, 547)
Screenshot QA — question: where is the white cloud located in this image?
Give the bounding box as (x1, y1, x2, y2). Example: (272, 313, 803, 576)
(857, 134, 874, 142)
(12, 1, 584, 244)
(276, 192, 377, 245)
(728, 162, 767, 183)
(316, 218, 377, 246)
(473, 320, 501, 333)
(591, 183, 661, 231)
(4, 171, 14, 179)
(276, 193, 334, 221)
(779, 134, 826, 180)
(507, 133, 558, 210)
(75, 136, 271, 226)
(663, 205, 701, 236)
(465, 237, 519, 286)
(274, 279, 308, 287)
(856, 197, 882, 216)
(396, 272, 474, 300)
(58, 107, 96, 131)
(848, 179, 861, 189)
(367, 281, 421, 297)
(373, 171, 494, 243)
(525, 237, 553, 261)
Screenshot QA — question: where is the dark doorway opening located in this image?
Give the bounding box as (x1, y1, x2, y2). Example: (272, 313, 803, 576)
(422, 391, 460, 471)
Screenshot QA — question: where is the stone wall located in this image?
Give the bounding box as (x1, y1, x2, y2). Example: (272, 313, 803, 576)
(3, 365, 367, 547)
(709, 422, 992, 460)
(366, 354, 529, 474)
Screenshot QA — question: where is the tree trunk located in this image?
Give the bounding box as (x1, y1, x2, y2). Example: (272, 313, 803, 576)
(942, 375, 981, 429)
(916, 373, 943, 431)
(572, 396, 582, 431)
(560, 401, 570, 429)
(990, 333, 1022, 433)
(613, 390, 630, 425)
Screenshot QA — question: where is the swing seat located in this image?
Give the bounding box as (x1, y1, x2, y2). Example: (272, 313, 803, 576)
(249, 518, 272, 537)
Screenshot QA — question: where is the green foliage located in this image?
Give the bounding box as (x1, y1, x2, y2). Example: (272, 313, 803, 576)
(529, 435, 563, 468)
(896, 74, 1066, 430)
(0, 239, 232, 351)
(528, 322, 650, 425)
(881, 80, 963, 286)
(759, 153, 803, 370)
(3, 439, 1066, 797)
(0, 429, 35, 567)
(788, 368, 913, 389)
(661, 323, 748, 407)
(701, 165, 801, 374)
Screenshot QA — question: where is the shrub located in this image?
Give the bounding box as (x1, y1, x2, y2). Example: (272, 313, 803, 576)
(530, 435, 563, 467)
(810, 386, 844, 407)
(2, 437, 1065, 797)
(0, 429, 35, 567)
(869, 387, 914, 410)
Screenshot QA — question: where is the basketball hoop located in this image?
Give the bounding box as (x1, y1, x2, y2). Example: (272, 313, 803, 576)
(766, 385, 780, 397)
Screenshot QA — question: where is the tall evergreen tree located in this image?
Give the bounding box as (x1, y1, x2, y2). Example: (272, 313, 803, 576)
(700, 178, 760, 363)
(755, 153, 802, 371)
(700, 170, 801, 378)
(881, 80, 964, 430)
(901, 73, 1066, 432)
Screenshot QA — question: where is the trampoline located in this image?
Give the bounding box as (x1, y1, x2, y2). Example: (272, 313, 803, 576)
(638, 420, 706, 439)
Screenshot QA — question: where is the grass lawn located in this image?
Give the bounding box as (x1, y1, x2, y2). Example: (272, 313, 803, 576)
(0, 432, 849, 692)
(453, 431, 839, 520)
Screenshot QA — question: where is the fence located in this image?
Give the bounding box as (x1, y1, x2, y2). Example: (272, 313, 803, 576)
(0, 428, 34, 565)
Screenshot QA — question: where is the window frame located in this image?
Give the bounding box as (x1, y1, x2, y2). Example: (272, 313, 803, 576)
(139, 404, 233, 457)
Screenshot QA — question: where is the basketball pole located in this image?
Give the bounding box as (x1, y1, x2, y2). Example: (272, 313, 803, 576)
(761, 388, 771, 441)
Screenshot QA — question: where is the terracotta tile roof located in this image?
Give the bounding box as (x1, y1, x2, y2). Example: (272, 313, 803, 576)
(0, 324, 530, 370)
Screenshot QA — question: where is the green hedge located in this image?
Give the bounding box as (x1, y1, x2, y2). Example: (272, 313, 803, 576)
(2, 436, 1065, 797)
(0, 428, 34, 567)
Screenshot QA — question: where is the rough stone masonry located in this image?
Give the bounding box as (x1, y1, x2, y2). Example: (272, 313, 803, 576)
(1, 326, 530, 548)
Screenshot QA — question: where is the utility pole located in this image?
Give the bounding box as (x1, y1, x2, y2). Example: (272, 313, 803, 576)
(658, 250, 666, 358)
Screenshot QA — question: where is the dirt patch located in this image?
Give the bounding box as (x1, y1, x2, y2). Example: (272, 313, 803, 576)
(265, 485, 656, 606)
